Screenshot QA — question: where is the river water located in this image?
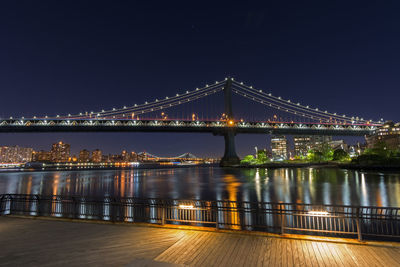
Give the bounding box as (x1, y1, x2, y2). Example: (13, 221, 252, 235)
(0, 167, 399, 207)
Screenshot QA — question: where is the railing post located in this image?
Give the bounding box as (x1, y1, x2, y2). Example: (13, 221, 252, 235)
(216, 205, 220, 230)
(0, 195, 3, 215)
(280, 203, 285, 235)
(161, 206, 165, 225)
(356, 208, 363, 241)
(36, 195, 40, 216)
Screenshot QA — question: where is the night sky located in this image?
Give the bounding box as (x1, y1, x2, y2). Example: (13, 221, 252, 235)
(1, 1, 399, 157)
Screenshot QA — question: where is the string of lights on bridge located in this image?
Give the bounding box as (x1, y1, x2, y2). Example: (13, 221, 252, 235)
(7, 77, 383, 126)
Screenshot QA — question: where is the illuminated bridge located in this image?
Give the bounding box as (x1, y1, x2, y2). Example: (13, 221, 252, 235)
(0, 78, 383, 166)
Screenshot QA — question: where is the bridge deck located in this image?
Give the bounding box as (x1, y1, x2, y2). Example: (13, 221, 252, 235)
(0, 217, 399, 266)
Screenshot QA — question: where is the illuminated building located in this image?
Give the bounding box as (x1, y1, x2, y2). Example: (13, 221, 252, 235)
(91, 149, 102, 163)
(293, 136, 311, 157)
(328, 140, 348, 151)
(33, 150, 51, 162)
(129, 151, 138, 162)
(50, 141, 70, 162)
(79, 149, 91, 162)
(271, 135, 288, 160)
(366, 121, 400, 149)
(122, 150, 129, 162)
(293, 135, 334, 156)
(0, 146, 33, 163)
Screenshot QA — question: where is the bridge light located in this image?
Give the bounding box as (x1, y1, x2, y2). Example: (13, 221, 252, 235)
(123, 106, 127, 109)
(228, 120, 234, 126)
(268, 93, 272, 96)
(206, 84, 208, 87)
(179, 204, 194, 209)
(68, 114, 71, 117)
(308, 211, 329, 216)
(196, 88, 199, 90)
(240, 82, 243, 85)
(259, 90, 262, 92)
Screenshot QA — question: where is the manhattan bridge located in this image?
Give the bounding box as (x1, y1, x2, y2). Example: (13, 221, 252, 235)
(0, 78, 384, 166)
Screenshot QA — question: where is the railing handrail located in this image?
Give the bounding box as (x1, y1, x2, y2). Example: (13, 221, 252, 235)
(1, 193, 399, 211)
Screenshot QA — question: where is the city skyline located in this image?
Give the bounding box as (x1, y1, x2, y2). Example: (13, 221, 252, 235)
(1, 2, 399, 157)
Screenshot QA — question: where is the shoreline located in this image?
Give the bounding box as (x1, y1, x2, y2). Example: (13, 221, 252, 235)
(235, 162, 400, 171)
(0, 163, 217, 173)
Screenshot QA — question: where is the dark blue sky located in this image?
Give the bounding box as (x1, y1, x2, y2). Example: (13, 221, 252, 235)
(0, 1, 399, 157)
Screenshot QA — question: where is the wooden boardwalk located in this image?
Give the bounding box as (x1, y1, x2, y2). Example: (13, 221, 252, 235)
(0, 217, 399, 267)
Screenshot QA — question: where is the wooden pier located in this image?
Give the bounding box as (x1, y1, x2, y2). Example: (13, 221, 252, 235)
(0, 217, 399, 266)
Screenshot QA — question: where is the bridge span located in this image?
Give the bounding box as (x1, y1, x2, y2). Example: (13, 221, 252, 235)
(0, 118, 376, 136)
(0, 78, 383, 166)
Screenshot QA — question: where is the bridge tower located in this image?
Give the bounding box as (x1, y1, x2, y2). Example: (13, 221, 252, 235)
(220, 78, 240, 167)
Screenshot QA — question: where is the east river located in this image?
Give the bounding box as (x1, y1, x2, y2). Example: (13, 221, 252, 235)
(0, 167, 400, 207)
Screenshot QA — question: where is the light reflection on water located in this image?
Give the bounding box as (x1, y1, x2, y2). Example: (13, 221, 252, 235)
(0, 167, 399, 207)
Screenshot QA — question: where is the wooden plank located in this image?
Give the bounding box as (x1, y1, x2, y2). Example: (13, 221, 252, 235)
(215, 234, 242, 267)
(365, 246, 400, 267)
(174, 230, 210, 265)
(257, 237, 272, 267)
(190, 232, 221, 266)
(311, 241, 328, 267)
(342, 244, 377, 267)
(303, 240, 321, 267)
(324, 243, 345, 267)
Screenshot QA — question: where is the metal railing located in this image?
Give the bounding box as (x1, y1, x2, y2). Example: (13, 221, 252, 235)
(1, 194, 399, 241)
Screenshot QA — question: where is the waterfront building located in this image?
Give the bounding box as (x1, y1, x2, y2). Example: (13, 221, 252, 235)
(365, 121, 400, 150)
(0, 146, 33, 163)
(122, 150, 129, 162)
(293, 135, 334, 156)
(129, 151, 138, 162)
(50, 141, 70, 162)
(79, 149, 91, 162)
(91, 149, 102, 163)
(293, 136, 311, 157)
(328, 140, 348, 151)
(33, 150, 51, 162)
(270, 135, 288, 160)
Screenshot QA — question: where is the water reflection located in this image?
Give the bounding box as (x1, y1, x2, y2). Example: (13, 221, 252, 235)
(0, 167, 399, 207)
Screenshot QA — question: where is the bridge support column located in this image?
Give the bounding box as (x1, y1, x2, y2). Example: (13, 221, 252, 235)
(220, 130, 240, 167)
(219, 77, 240, 167)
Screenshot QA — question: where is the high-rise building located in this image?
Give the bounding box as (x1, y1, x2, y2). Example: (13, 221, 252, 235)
(32, 150, 51, 162)
(129, 151, 138, 162)
(91, 149, 102, 163)
(0, 146, 33, 163)
(50, 141, 70, 162)
(271, 135, 288, 160)
(365, 121, 400, 150)
(78, 149, 91, 162)
(293, 135, 333, 156)
(293, 136, 311, 157)
(121, 150, 129, 162)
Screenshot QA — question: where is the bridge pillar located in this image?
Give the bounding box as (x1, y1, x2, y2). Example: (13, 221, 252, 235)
(220, 78, 240, 167)
(220, 130, 240, 166)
